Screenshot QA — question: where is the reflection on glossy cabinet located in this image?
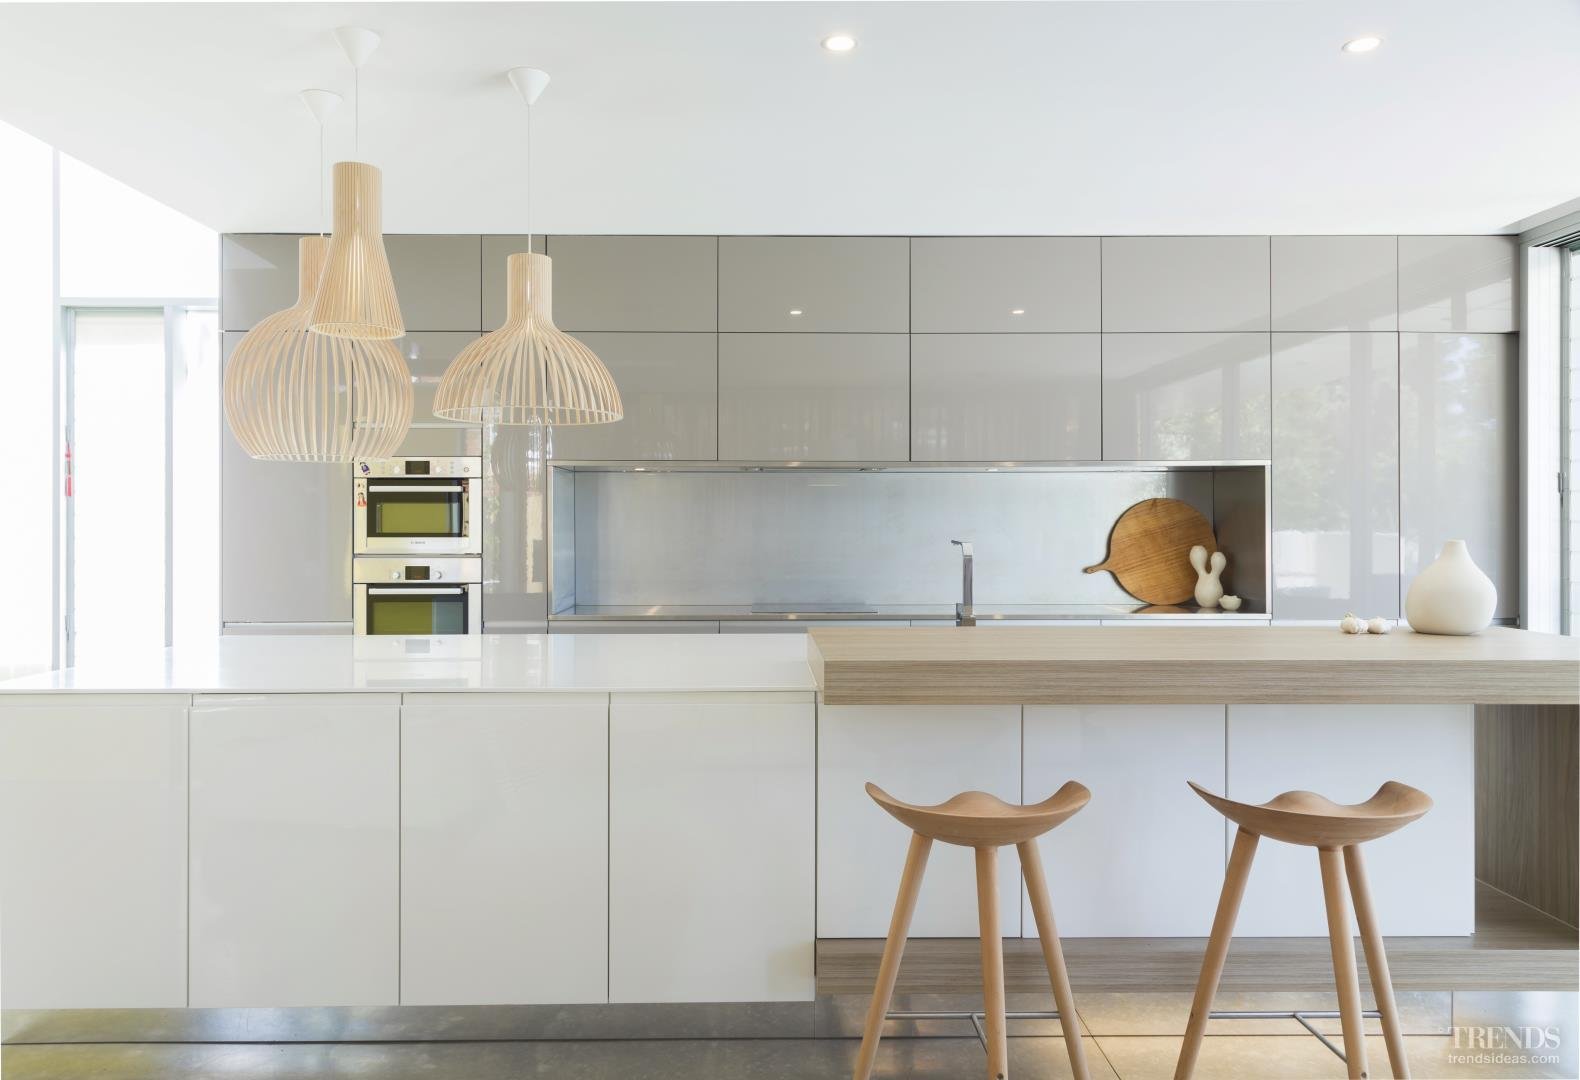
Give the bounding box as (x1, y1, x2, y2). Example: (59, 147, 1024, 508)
(189, 694, 400, 1007)
(912, 334, 1100, 460)
(1022, 705, 1224, 936)
(910, 237, 1100, 332)
(1270, 332, 1399, 620)
(1399, 333, 1518, 619)
(719, 237, 908, 332)
(540, 236, 717, 332)
(1228, 704, 1473, 936)
(1101, 333, 1270, 461)
(818, 704, 1022, 937)
(548, 333, 717, 460)
(1102, 237, 1269, 332)
(609, 692, 815, 1003)
(401, 694, 608, 1006)
(220, 335, 352, 627)
(384, 235, 482, 332)
(718, 333, 908, 461)
(0, 697, 189, 1008)
(1398, 236, 1518, 333)
(397, 331, 483, 457)
(1272, 236, 1398, 332)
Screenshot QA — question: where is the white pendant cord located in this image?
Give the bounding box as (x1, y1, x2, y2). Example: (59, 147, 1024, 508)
(353, 66, 360, 158)
(525, 99, 533, 254)
(317, 117, 326, 236)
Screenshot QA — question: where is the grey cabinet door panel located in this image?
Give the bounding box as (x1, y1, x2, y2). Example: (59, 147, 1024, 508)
(480, 235, 546, 330)
(220, 333, 352, 624)
(384, 235, 482, 332)
(911, 334, 1100, 461)
(1270, 332, 1399, 620)
(719, 238, 908, 332)
(222, 234, 304, 332)
(549, 333, 718, 461)
(541, 236, 717, 332)
(910, 238, 1099, 332)
(1272, 236, 1398, 331)
(397, 332, 483, 458)
(1400, 333, 1518, 618)
(1398, 236, 1518, 333)
(1102, 333, 1270, 461)
(718, 334, 908, 461)
(1102, 237, 1270, 332)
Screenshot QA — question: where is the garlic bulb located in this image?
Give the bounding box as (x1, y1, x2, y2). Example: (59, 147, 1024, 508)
(1339, 612, 1366, 634)
(1367, 617, 1392, 635)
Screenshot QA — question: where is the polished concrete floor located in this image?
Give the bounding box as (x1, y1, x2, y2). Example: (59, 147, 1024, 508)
(5, 992, 1575, 1079)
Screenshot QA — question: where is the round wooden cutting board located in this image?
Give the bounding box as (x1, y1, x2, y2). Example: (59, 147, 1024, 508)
(1084, 498, 1217, 605)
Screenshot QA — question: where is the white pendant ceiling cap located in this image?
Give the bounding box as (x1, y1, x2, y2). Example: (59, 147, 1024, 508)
(508, 67, 550, 106)
(298, 88, 342, 123)
(334, 26, 381, 69)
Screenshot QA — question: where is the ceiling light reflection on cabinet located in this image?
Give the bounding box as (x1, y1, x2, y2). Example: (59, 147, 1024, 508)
(821, 34, 857, 52)
(1342, 35, 1383, 53)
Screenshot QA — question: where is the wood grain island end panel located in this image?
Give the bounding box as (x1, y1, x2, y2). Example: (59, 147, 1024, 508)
(807, 627, 1580, 706)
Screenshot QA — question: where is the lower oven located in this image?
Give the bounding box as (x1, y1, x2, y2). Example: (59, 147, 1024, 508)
(353, 556, 482, 635)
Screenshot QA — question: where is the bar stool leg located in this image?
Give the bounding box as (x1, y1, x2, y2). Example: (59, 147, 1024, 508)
(974, 845, 1009, 1080)
(1175, 826, 1259, 1080)
(853, 831, 933, 1080)
(1017, 839, 1091, 1080)
(1319, 847, 1370, 1079)
(1345, 844, 1409, 1079)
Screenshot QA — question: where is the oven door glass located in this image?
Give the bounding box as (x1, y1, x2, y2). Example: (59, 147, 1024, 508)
(365, 480, 466, 540)
(365, 586, 470, 634)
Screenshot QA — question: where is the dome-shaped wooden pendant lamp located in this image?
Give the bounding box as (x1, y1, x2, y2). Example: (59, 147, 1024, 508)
(309, 26, 404, 340)
(433, 68, 622, 425)
(223, 89, 413, 461)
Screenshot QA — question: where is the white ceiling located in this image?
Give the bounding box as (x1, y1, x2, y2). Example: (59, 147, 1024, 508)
(1, 1, 1577, 235)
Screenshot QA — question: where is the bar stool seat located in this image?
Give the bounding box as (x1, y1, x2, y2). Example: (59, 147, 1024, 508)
(1186, 780, 1431, 847)
(865, 781, 1090, 846)
(854, 780, 1094, 1080)
(1175, 780, 1434, 1080)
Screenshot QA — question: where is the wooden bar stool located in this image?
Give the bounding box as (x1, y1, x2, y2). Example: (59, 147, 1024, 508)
(852, 780, 1093, 1080)
(1175, 780, 1433, 1080)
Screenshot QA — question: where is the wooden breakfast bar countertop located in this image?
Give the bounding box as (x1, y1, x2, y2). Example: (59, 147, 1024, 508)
(806, 625, 1580, 706)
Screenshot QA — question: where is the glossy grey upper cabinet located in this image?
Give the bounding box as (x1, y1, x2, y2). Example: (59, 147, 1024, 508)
(1398, 236, 1518, 333)
(1102, 237, 1270, 332)
(220, 332, 352, 626)
(549, 333, 718, 461)
(222, 234, 305, 331)
(1271, 236, 1397, 332)
(1270, 332, 1399, 620)
(384, 235, 482, 332)
(718, 237, 908, 332)
(538, 236, 717, 332)
(910, 238, 1099, 332)
(911, 335, 1100, 461)
(396, 332, 483, 458)
(1399, 333, 1518, 619)
(479, 235, 545, 330)
(718, 334, 908, 461)
(1102, 333, 1270, 461)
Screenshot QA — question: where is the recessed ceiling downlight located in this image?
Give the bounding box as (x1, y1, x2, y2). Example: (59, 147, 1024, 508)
(1342, 35, 1383, 54)
(821, 33, 857, 53)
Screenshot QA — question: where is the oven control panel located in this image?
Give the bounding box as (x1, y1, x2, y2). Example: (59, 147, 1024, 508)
(351, 556, 483, 584)
(355, 456, 479, 478)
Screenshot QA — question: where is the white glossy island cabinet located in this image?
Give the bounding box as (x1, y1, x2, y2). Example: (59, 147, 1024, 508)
(2, 630, 1563, 1015)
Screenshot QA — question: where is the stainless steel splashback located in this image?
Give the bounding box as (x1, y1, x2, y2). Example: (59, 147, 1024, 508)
(549, 465, 1267, 610)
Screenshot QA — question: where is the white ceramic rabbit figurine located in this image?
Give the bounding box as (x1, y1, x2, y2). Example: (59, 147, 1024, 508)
(1190, 545, 1226, 609)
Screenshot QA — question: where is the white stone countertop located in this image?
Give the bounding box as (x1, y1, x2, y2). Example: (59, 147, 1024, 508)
(0, 634, 818, 695)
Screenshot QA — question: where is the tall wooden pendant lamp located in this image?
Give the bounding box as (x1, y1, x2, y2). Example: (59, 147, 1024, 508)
(223, 88, 413, 461)
(309, 26, 405, 340)
(433, 68, 623, 425)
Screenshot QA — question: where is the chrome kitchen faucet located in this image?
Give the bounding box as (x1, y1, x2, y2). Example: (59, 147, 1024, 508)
(951, 539, 975, 627)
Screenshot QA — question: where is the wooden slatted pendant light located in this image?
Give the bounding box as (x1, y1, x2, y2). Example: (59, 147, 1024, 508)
(223, 88, 412, 461)
(308, 27, 404, 340)
(433, 68, 622, 426)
